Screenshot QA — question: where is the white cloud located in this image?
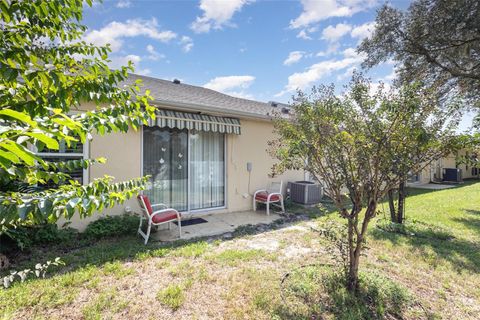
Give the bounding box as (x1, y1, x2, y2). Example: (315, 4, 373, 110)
(108, 54, 141, 69)
(190, 0, 254, 33)
(204, 75, 255, 98)
(384, 69, 396, 81)
(284, 51, 305, 66)
(204, 75, 255, 91)
(290, 0, 376, 29)
(106, 54, 150, 75)
(296, 30, 312, 40)
(296, 26, 318, 40)
(84, 18, 177, 52)
(276, 48, 365, 96)
(116, 0, 132, 8)
(336, 66, 356, 81)
(146, 44, 165, 61)
(316, 43, 340, 57)
(321, 23, 352, 42)
(342, 47, 358, 58)
(180, 36, 194, 53)
(350, 21, 375, 40)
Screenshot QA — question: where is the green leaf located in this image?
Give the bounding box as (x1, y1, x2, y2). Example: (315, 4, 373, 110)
(0, 109, 38, 127)
(25, 132, 59, 150)
(0, 141, 37, 166)
(0, 149, 20, 164)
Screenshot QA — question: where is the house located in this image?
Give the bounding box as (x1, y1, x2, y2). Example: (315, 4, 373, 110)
(409, 149, 478, 184)
(54, 74, 304, 230)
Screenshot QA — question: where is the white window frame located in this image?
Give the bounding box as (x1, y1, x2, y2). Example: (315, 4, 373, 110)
(33, 139, 90, 185)
(30, 110, 90, 185)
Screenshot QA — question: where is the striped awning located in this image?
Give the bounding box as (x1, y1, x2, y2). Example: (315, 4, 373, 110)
(147, 109, 241, 134)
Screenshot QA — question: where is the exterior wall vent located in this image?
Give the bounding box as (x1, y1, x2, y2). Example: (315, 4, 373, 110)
(173, 79, 181, 84)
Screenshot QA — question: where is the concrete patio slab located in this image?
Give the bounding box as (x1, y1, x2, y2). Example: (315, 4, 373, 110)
(150, 210, 282, 242)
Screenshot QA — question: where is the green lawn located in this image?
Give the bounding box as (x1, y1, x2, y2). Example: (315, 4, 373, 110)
(1, 181, 480, 319)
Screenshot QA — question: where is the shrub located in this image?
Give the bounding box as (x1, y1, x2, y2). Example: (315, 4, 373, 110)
(34, 224, 77, 244)
(84, 215, 138, 239)
(1, 224, 77, 252)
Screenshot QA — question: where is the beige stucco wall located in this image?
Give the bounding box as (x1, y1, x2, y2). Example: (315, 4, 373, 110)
(62, 105, 303, 231)
(225, 119, 302, 213)
(414, 149, 476, 185)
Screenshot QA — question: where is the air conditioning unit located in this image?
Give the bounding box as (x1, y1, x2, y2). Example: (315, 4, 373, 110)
(289, 181, 323, 205)
(443, 168, 462, 182)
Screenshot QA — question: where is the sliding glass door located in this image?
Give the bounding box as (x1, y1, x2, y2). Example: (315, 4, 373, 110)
(189, 131, 225, 210)
(143, 127, 188, 211)
(143, 127, 225, 212)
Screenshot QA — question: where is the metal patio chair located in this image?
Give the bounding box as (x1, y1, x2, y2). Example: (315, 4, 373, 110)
(137, 194, 181, 244)
(253, 181, 285, 215)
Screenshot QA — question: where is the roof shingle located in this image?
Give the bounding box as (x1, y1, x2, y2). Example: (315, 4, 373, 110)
(125, 74, 275, 119)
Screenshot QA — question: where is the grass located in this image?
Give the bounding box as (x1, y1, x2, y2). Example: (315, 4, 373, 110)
(82, 288, 128, 320)
(278, 265, 411, 319)
(208, 248, 276, 266)
(1, 180, 480, 319)
(156, 284, 185, 311)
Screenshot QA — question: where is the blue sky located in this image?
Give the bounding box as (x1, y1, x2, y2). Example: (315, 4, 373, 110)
(83, 0, 408, 104)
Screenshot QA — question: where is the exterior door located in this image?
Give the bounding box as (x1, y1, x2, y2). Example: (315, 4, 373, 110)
(143, 127, 225, 212)
(143, 127, 188, 211)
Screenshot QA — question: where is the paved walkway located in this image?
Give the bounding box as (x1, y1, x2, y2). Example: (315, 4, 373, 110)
(407, 183, 456, 190)
(151, 210, 282, 242)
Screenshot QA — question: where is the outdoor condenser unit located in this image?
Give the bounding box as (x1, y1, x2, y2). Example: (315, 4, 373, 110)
(443, 168, 462, 182)
(289, 181, 323, 205)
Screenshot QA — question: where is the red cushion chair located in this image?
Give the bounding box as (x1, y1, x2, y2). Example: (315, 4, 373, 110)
(137, 195, 181, 244)
(253, 181, 285, 215)
(254, 191, 281, 202)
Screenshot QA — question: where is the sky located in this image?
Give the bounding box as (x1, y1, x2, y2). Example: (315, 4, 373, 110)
(82, 0, 413, 104)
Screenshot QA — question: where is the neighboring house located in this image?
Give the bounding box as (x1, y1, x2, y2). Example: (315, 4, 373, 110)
(409, 149, 478, 184)
(53, 74, 303, 230)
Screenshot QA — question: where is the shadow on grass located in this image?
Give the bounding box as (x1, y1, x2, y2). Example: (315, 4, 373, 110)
(371, 219, 480, 273)
(274, 265, 414, 320)
(4, 206, 328, 280)
(453, 216, 480, 234)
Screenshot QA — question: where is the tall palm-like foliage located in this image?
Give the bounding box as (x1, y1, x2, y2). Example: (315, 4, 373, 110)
(0, 0, 155, 234)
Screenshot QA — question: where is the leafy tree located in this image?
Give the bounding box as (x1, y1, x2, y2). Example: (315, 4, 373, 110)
(384, 88, 460, 224)
(270, 75, 457, 291)
(358, 0, 480, 111)
(0, 0, 154, 237)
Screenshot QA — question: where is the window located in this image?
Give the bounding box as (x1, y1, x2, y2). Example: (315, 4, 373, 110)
(36, 140, 88, 186)
(142, 127, 225, 212)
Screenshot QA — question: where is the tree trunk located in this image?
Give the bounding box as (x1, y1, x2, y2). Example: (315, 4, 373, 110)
(387, 180, 407, 224)
(347, 241, 361, 292)
(387, 189, 396, 221)
(397, 180, 406, 224)
(346, 218, 360, 292)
